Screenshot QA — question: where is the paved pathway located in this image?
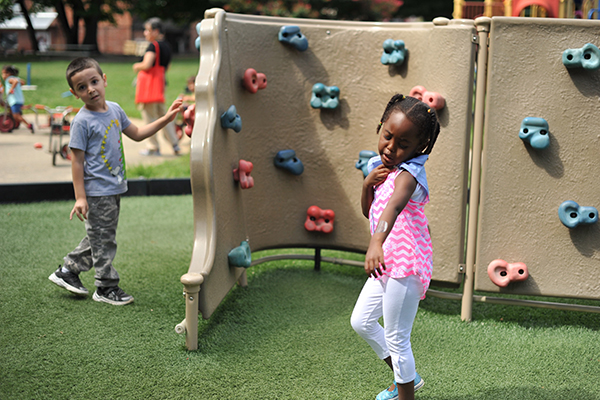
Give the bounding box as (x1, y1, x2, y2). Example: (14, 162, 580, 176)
(0, 114, 190, 184)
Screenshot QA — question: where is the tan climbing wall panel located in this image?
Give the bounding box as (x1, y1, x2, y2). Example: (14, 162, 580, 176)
(474, 17, 600, 298)
(189, 10, 476, 319)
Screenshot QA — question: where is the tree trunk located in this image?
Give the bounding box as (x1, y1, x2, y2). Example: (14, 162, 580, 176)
(53, 0, 79, 44)
(82, 0, 101, 53)
(16, 0, 39, 52)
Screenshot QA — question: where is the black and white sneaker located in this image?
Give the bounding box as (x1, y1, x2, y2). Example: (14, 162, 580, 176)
(49, 266, 89, 296)
(93, 286, 134, 305)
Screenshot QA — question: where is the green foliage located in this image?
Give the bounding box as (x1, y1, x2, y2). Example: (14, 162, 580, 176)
(128, 153, 191, 178)
(1, 197, 600, 399)
(2, 57, 199, 118)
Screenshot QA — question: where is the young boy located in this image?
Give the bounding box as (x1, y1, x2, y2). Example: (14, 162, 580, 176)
(48, 57, 183, 305)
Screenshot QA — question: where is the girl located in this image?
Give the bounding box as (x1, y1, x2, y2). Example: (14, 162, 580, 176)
(351, 94, 440, 400)
(1, 65, 34, 133)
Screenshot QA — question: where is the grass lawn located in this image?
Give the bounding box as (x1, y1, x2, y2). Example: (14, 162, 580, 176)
(0, 56, 200, 118)
(1, 196, 600, 399)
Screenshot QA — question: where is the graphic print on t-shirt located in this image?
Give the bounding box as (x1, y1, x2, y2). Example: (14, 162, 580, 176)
(101, 119, 127, 183)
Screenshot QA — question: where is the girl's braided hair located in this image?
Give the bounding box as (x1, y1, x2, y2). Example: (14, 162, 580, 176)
(2, 65, 19, 76)
(376, 94, 440, 155)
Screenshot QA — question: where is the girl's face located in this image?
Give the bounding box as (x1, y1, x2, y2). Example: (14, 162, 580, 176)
(1, 69, 8, 79)
(378, 111, 425, 168)
(143, 24, 159, 41)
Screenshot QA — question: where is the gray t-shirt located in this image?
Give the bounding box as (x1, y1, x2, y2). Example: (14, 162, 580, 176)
(69, 101, 131, 196)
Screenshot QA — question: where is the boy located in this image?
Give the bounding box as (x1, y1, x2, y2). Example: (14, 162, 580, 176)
(48, 57, 182, 305)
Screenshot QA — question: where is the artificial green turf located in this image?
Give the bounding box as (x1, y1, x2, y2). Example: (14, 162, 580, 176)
(1, 196, 600, 399)
(128, 153, 191, 179)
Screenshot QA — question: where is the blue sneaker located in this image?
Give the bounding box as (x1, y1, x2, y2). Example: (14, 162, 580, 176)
(414, 372, 425, 391)
(376, 373, 425, 400)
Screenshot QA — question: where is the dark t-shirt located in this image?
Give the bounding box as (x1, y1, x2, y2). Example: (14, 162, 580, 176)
(145, 40, 172, 68)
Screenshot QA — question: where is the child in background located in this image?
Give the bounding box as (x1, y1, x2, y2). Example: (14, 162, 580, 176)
(48, 57, 182, 305)
(351, 94, 440, 400)
(1, 65, 34, 133)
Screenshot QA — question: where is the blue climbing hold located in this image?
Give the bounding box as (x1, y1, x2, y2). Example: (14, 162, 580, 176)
(381, 39, 406, 66)
(558, 201, 598, 228)
(274, 150, 304, 175)
(355, 150, 377, 177)
(278, 26, 308, 52)
(311, 83, 340, 109)
(228, 241, 252, 268)
(519, 117, 550, 150)
(220, 105, 242, 133)
(562, 43, 600, 70)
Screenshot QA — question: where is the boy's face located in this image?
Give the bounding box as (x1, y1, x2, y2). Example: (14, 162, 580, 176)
(69, 67, 107, 111)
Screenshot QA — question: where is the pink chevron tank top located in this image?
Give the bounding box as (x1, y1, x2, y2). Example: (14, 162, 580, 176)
(369, 168, 433, 299)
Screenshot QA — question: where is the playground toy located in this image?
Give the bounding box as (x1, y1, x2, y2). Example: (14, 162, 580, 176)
(519, 117, 550, 150)
(310, 83, 340, 109)
(409, 86, 445, 110)
(558, 200, 598, 228)
(183, 104, 195, 137)
(220, 105, 242, 132)
(304, 206, 335, 233)
(38, 105, 74, 166)
(562, 43, 600, 70)
(242, 68, 267, 93)
(356, 150, 378, 177)
(179, 11, 600, 351)
(278, 25, 309, 51)
(195, 22, 201, 50)
(274, 149, 304, 175)
(381, 39, 407, 66)
(233, 160, 254, 189)
(228, 241, 252, 268)
(487, 259, 529, 287)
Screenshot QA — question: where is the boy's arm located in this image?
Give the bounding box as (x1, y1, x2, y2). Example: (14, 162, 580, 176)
(70, 148, 88, 221)
(123, 99, 183, 142)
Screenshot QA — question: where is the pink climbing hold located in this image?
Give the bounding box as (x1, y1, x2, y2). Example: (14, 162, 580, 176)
(304, 206, 335, 233)
(409, 86, 445, 111)
(487, 259, 529, 287)
(233, 160, 254, 189)
(242, 68, 267, 94)
(183, 104, 195, 138)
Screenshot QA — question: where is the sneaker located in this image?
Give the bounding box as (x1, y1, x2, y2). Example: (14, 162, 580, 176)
(376, 374, 424, 400)
(48, 266, 89, 296)
(29, 124, 35, 134)
(173, 144, 181, 156)
(139, 149, 161, 156)
(414, 372, 425, 392)
(93, 286, 134, 305)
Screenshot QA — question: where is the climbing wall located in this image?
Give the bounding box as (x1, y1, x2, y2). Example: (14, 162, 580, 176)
(189, 10, 477, 319)
(474, 17, 600, 298)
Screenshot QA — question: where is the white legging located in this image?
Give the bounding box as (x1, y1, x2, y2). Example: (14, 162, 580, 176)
(351, 274, 423, 385)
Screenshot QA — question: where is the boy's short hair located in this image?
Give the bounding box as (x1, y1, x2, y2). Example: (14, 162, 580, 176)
(145, 17, 163, 34)
(66, 57, 103, 89)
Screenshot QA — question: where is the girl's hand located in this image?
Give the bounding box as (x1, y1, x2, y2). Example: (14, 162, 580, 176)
(364, 242, 386, 278)
(364, 164, 391, 189)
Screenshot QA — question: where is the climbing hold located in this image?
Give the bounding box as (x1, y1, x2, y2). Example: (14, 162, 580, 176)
(220, 105, 242, 132)
(311, 83, 340, 109)
(183, 104, 195, 138)
(355, 150, 377, 177)
(305, 206, 335, 233)
(519, 117, 550, 150)
(233, 160, 254, 189)
(409, 86, 445, 111)
(242, 68, 267, 94)
(381, 39, 406, 66)
(562, 43, 600, 70)
(487, 259, 529, 288)
(228, 241, 252, 268)
(274, 149, 304, 175)
(278, 25, 308, 51)
(558, 200, 598, 228)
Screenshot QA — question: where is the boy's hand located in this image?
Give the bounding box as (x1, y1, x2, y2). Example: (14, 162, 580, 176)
(70, 198, 89, 221)
(164, 99, 184, 123)
(364, 242, 386, 278)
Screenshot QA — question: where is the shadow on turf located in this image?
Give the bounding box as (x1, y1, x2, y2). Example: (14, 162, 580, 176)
(419, 386, 596, 400)
(420, 292, 600, 331)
